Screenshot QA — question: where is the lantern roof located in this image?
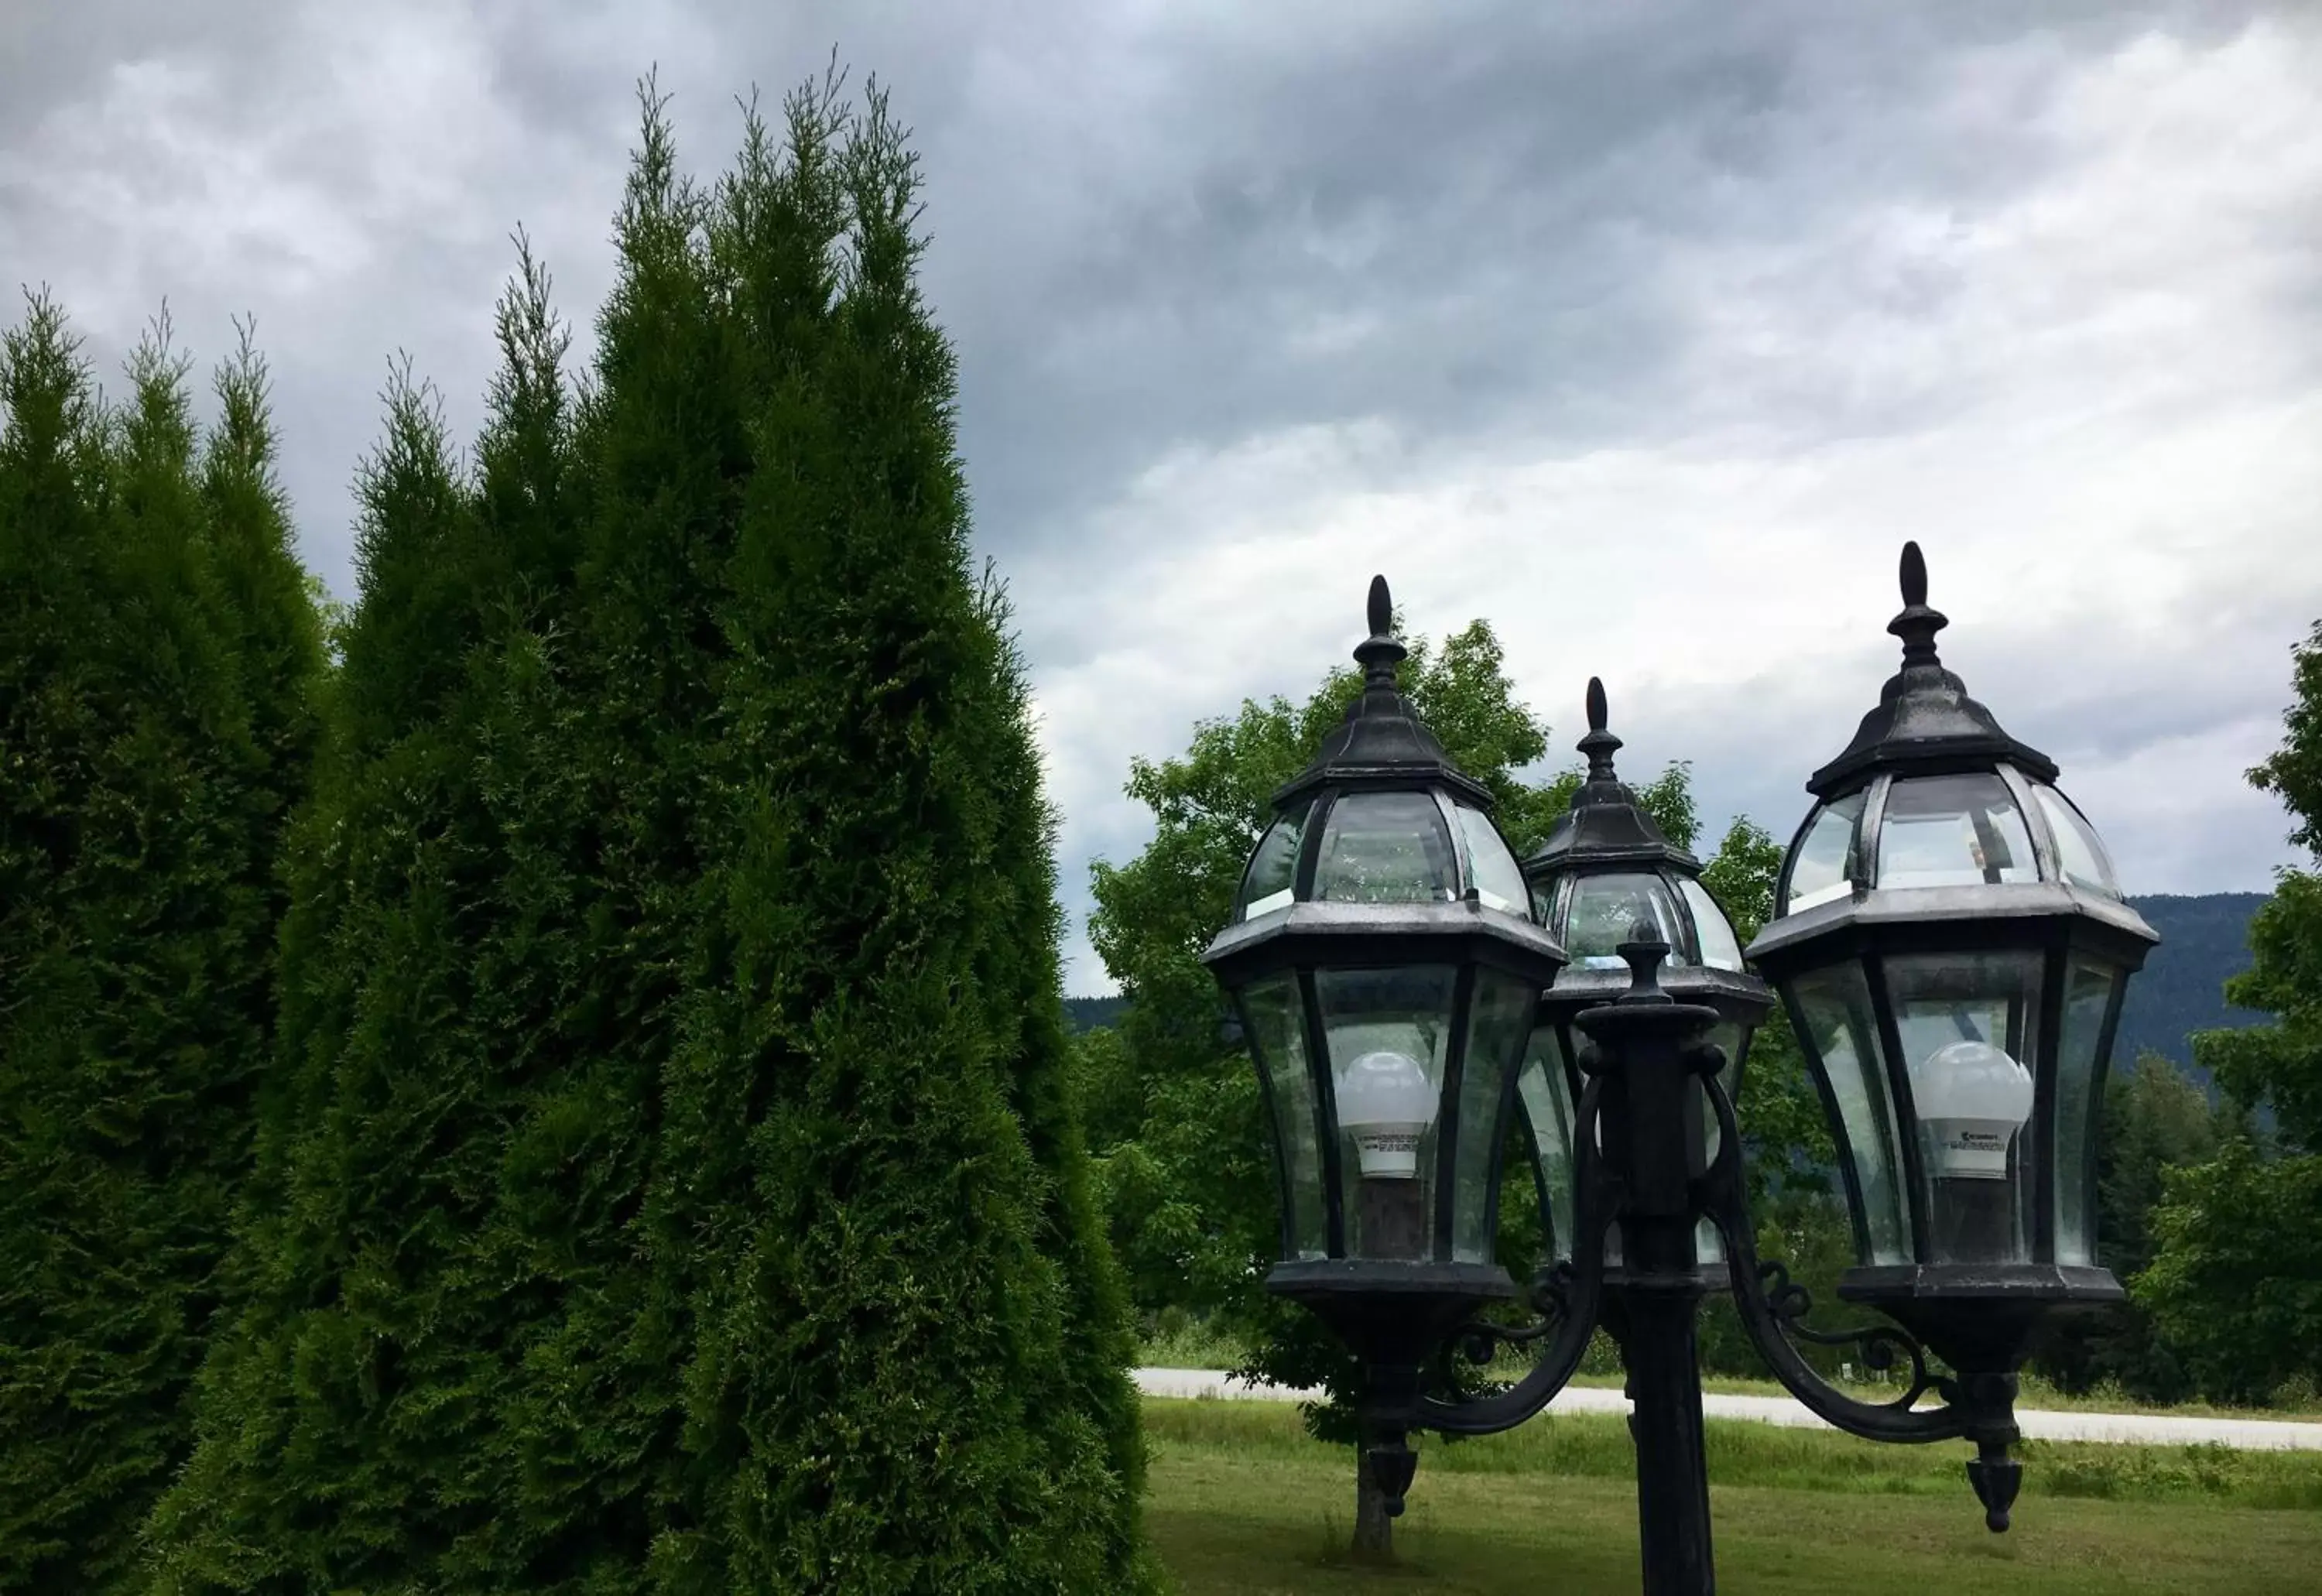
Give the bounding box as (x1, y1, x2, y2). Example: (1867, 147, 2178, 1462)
(1523, 678, 1700, 876)
(1272, 574, 1495, 811)
(1807, 543, 2059, 800)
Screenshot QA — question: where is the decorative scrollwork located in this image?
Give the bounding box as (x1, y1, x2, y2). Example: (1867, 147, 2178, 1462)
(1697, 1068, 1968, 1444)
(1753, 1258, 1944, 1411)
(1452, 1262, 1577, 1367)
(1416, 1079, 1615, 1437)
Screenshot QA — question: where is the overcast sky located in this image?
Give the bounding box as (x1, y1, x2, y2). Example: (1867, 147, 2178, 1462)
(7, 1, 2318, 994)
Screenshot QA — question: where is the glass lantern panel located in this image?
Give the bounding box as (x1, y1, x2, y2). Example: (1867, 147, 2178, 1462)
(1450, 800, 1532, 916)
(1240, 976, 1329, 1261)
(2053, 957, 2122, 1266)
(1451, 969, 1539, 1264)
(1312, 792, 1461, 906)
(1790, 964, 1912, 1265)
(1562, 872, 1691, 972)
(1883, 950, 2046, 1267)
(1786, 790, 1866, 913)
(2032, 784, 2121, 898)
(1875, 774, 2039, 890)
(1515, 1034, 1578, 1263)
(1680, 879, 1747, 971)
(1694, 1019, 1750, 1175)
(1238, 800, 1312, 920)
(1317, 964, 1457, 1261)
(1683, 1020, 1750, 1265)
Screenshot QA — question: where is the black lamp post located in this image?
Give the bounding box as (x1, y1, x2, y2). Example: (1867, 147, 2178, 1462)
(1201, 547, 2159, 1596)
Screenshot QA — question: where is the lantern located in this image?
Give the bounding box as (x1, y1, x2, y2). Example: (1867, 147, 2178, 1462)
(1517, 679, 1773, 1279)
(1202, 576, 1568, 1368)
(1745, 543, 2158, 1369)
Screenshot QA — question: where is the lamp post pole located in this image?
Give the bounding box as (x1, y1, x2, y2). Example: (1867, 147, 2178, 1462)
(1579, 947, 1723, 1594)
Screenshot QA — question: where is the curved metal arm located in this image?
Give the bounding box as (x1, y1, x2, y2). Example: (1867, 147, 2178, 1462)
(1697, 1068, 1968, 1444)
(1416, 1077, 1615, 1436)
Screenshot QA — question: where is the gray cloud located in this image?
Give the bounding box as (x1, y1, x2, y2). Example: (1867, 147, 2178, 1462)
(4, 1, 2317, 992)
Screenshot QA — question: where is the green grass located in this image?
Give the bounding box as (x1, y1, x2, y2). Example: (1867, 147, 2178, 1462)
(1143, 1396, 2322, 1594)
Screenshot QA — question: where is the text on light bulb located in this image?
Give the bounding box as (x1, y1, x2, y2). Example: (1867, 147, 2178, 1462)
(1911, 1039, 2034, 1180)
(1335, 1049, 1439, 1180)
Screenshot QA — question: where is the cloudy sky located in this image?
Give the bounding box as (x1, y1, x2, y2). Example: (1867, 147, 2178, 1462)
(7, 1, 2318, 993)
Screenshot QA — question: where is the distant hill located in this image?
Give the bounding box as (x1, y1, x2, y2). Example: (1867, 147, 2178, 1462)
(1063, 995, 1129, 1034)
(1062, 893, 2277, 1077)
(2115, 892, 2272, 1084)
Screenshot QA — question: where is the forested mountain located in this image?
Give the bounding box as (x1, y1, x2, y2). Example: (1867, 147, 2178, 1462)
(1070, 892, 2271, 1089)
(2116, 893, 2271, 1084)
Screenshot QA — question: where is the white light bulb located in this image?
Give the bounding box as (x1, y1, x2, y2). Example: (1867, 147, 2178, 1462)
(1911, 1039, 2034, 1180)
(1335, 1050, 1439, 1179)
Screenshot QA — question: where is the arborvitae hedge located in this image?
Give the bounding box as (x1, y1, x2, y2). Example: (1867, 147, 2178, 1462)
(643, 85, 1151, 1591)
(0, 303, 321, 1592)
(150, 78, 1148, 1593)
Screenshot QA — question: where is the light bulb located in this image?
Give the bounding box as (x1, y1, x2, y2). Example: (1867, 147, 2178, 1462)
(1911, 1039, 2033, 1180)
(1335, 1050, 1439, 1179)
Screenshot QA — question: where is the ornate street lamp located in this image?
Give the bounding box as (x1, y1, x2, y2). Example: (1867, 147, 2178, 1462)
(1200, 575, 1569, 1506)
(1743, 542, 2159, 1462)
(1204, 548, 2159, 1596)
(1516, 679, 1772, 1283)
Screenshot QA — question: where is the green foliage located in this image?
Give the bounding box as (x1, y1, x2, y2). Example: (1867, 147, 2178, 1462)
(2135, 1144, 2322, 1406)
(149, 76, 1148, 1594)
(2250, 620, 2322, 858)
(0, 298, 322, 1592)
(2192, 869, 2322, 1152)
(2135, 615, 2322, 1409)
(2036, 1053, 2224, 1401)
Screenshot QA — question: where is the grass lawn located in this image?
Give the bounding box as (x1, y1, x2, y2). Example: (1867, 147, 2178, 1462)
(1142, 1397, 2322, 1594)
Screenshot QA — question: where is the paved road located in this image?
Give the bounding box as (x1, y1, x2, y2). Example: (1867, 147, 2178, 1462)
(1134, 1367, 2322, 1451)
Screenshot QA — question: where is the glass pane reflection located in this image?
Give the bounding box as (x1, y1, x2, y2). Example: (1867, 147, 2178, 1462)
(1564, 873, 1690, 972)
(1884, 950, 2044, 1266)
(2033, 784, 2120, 898)
(1786, 791, 1865, 913)
(1790, 964, 1911, 1266)
(1876, 774, 2037, 891)
(1452, 970, 1536, 1264)
(1318, 965, 1456, 1260)
(2053, 958, 2120, 1266)
(1238, 800, 1310, 920)
(1313, 792, 1461, 905)
(1242, 976, 1329, 1261)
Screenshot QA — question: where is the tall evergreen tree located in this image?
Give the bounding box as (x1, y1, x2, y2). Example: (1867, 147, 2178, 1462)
(152, 77, 1148, 1593)
(0, 300, 321, 1592)
(646, 80, 1149, 1590)
(150, 223, 695, 1588)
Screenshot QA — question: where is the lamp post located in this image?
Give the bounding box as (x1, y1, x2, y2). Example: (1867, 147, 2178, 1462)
(1201, 546, 2159, 1596)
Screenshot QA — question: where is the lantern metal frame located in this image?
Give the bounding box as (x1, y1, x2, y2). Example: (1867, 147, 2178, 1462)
(1202, 550, 2164, 1596)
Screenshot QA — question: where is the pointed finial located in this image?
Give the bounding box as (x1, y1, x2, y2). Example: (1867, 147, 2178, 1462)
(1352, 574, 1408, 686)
(1577, 676, 1623, 780)
(1900, 541, 1928, 608)
(1885, 541, 1948, 669)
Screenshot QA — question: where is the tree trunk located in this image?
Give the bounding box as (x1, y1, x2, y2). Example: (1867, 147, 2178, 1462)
(1352, 1444, 1396, 1560)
